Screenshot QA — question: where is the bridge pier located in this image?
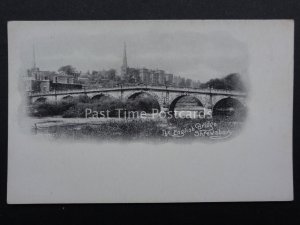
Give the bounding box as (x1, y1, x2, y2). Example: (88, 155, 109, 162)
(120, 89, 124, 101)
(161, 106, 170, 112)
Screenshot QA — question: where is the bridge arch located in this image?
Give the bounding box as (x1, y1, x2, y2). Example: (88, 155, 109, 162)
(91, 93, 115, 102)
(212, 97, 246, 120)
(34, 97, 47, 103)
(169, 95, 203, 113)
(126, 91, 158, 100)
(126, 91, 161, 112)
(61, 95, 74, 102)
(76, 94, 90, 103)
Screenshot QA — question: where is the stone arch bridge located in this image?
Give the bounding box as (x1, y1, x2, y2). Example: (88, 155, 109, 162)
(28, 86, 247, 112)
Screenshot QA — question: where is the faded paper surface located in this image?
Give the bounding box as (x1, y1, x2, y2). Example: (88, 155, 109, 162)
(7, 20, 293, 203)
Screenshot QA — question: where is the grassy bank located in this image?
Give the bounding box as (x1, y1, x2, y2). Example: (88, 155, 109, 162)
(34, 117, 244, 142)
(29, 95, 160, 118)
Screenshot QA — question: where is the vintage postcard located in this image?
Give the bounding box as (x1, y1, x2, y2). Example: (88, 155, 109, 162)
(7, 20, 293, 203)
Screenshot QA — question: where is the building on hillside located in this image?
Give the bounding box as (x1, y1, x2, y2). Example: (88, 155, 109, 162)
(152, 71, 160, 85)
(26, 66, 82, 93)
(27, 67, 56, 81)
(139, 68, 150, 84)
(186, 78, 192, 88)
(53, 73, 75, 84)
(173, 76, 180, 87)
(156, 70, 165, 85)
(165, 73, 174, 85)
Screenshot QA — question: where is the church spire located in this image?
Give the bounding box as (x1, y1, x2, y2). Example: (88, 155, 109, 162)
(121, 42, 128, 77)
(123, 42, 127, 69)
(33, 44, 36, 68)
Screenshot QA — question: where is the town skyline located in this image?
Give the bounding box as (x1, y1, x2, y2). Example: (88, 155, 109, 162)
(26, 42, 203, 81)
(25, 42, 205, 92)
(19, 21, 248, 83)
(25, 40, 244, 85)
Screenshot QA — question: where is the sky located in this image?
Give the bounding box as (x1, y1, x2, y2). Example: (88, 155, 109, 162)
(19, 21, 249, 83)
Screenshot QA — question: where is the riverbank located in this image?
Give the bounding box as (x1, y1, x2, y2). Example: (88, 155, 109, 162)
(30, 115, 244, 143)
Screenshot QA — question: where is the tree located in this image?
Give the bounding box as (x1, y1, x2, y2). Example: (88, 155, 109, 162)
(58, 65, 77, 75)
(223, 73, 246, 91)
(200, 73, 246, 91)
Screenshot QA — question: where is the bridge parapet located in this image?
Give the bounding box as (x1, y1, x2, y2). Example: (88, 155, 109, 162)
(28, 86, 247, 98)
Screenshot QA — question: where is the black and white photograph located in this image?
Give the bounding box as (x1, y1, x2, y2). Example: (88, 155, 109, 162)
(23, 23, 248, 142)
(7, 20, 293, 203)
